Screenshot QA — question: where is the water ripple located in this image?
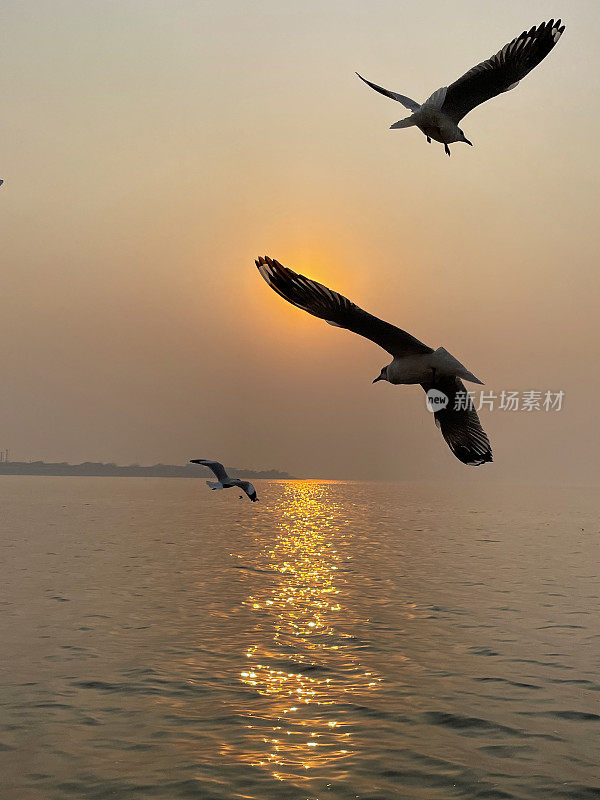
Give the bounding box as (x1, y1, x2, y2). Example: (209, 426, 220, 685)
(1, 478, 598, 800)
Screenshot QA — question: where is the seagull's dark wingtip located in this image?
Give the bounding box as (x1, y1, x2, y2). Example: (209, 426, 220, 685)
(453, 447, 493, 467)
(255, 255, 270, 271)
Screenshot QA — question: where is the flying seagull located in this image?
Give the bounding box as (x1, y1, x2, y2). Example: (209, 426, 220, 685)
(357, 19, 564, 155)
(189, 459, 259, 501)
(256, 256, 492, 466)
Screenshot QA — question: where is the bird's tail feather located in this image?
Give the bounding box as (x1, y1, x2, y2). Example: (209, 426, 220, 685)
(390, 116, 416, 129)
(460, 369, 484, 386)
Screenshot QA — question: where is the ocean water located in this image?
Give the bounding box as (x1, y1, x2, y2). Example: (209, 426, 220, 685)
(0, 477, 598, 800)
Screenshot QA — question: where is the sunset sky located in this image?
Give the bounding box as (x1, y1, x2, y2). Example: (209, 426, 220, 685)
(1, 0, 598, 482)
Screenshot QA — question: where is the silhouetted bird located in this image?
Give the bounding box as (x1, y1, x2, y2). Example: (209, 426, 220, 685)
(256, 256, 492, 466)
(357, 19, 564, 155)
(189, 459, 258, 501)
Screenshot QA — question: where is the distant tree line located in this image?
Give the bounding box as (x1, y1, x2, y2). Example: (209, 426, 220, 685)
(0, 461, 292, 479)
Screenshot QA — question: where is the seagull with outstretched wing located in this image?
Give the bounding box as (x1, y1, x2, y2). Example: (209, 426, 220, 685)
(256, 256, 492, 466)
(357, 19, 564, 155)
(189, 459, 258, 501)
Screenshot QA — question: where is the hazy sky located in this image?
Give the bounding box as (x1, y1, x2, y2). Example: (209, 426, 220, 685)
(1, 0, 599, 481)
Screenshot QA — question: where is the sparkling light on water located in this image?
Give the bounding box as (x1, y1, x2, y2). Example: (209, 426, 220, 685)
(235, 482, 382, 781)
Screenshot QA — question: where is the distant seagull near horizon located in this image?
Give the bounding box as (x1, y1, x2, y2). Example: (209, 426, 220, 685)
(256, 256, 492, 466)
(189, 459, 259, 501)
(357, 19, 564, 155)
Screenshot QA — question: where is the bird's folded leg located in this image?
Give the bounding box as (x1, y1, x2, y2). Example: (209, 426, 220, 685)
(444, 144, 451, 156)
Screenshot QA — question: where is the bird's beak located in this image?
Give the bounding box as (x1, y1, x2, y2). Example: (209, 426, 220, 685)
(372, 375, 383, 383)
(189, 459, 200, 463)
(464, 138, 473, 146)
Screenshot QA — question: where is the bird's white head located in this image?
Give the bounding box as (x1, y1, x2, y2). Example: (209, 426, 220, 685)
(372, 365, 389, 384)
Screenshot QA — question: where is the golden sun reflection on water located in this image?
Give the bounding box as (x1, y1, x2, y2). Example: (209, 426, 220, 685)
(232, 482, 382, 782)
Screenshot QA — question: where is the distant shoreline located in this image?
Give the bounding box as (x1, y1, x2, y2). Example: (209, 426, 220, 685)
(0, 462, 293, 480)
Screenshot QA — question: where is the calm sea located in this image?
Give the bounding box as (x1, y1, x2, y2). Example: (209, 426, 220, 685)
(0, 477, 598, 800)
